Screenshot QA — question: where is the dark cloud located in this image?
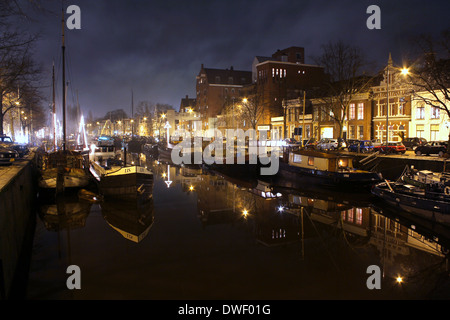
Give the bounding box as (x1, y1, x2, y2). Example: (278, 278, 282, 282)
(26, 0, 450, 119)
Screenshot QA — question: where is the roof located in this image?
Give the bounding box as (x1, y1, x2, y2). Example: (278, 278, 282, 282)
(199, 65, 252, 85)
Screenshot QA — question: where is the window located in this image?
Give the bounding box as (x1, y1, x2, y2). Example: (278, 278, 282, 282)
(416, 106, 425, 119)
(430, 124, 440, 140)
(398, 97, 405, 115)
(356, 208, 363, 225)
(377, 102, 384, 117)
(431, 106, 440, 119)
(308, 157, 314, 166)
(215, 76, 221, 83)
(357, 103, 364, 120)
(416, 124, 424, 138)
(293, 154, 302, 163)
(349, 125, 355, 139)
(349, 103, 356, 120)
(358, 125, 364, 139)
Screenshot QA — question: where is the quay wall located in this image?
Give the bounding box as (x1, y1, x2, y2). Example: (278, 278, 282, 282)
(0, 154, 37, 299)
(353, 154, 447, 180)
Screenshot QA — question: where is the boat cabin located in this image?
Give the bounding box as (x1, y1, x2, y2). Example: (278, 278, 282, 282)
(288, 150, 354, 172)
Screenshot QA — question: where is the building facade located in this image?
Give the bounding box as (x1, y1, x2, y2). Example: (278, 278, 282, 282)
(371, 56, 412, 143)
(253, 47, 325, 129)
(196, 64, 252, 135)
(409, 90, 450, 141)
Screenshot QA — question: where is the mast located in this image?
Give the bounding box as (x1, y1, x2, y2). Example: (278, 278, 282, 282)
(52, 61, 56, 150)
(62, 8, 66, 151)
(131, 89, 134, 136)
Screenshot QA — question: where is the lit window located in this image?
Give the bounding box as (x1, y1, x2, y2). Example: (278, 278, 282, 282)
(357, 103, 364, 119)
(431, 106, 440, 119)
(416, 106, 425, 119)
(349, 103, 356, 120)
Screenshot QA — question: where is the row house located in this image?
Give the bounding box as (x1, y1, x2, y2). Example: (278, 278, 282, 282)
(310, 91, 373, 142)
(410, 90, 450, 141)
(271, 96, 314, 141)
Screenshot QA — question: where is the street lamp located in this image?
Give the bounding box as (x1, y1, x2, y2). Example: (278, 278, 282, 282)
(385, 58, 410, 144)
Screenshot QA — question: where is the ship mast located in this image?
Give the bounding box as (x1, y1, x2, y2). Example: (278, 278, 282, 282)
(62, 8, 66, 151)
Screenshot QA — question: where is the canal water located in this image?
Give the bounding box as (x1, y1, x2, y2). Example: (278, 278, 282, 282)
(25, 155, 450, 300)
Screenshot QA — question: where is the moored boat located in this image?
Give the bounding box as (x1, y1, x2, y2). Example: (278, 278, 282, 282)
(401, 166, 450, 190)
(372, 180, 450, 226)
(89, 160, 153, 201)
(38, 149, 90, 191)
(278, 149, 383, 189)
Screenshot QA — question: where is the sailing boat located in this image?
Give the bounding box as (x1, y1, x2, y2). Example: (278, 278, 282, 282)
(38, 11, 89, 193)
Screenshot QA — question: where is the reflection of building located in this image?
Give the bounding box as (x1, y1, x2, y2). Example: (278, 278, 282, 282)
(196, 174, 236, 225)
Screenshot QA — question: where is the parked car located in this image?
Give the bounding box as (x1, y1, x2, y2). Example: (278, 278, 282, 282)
(304, 138, 318, 149)
(373, 142, 406, 154)
(283, 138, 301, 146)
(402, 137, 427, 150)
(346, 139, 360, 147)
(0, 135, 29, 157)
(371, 139, 382, 147)
(414, 141, 448, 157)
(348, 140, 374, 153)
(0, 146, 19, 165)
(316, 138, 347, 150)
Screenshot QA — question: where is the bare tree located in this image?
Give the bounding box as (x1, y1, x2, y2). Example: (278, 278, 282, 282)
(0, 0, 43, 136)
(407, 29, 450, 152)
(240, 91, 264, 130)
(314, 41, 374, 148)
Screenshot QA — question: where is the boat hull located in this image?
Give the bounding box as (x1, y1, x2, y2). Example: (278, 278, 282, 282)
(38, 168, 90, 189)
(278, 161, 382, 189)
(372, 182, 450, 226)
(90, 163, 153, 200)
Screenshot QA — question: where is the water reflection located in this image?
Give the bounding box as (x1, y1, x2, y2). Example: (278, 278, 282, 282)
(38, 194, 92, 232)
(101, 198, 154, 243)
(29, 154, 450, 299)
(147, 157, 450, 297)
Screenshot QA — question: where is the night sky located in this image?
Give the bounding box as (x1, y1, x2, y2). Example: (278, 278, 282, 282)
(22, 0, 450, 119)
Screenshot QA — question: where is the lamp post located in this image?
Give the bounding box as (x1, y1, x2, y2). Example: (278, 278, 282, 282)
(385, 54, 409, 144)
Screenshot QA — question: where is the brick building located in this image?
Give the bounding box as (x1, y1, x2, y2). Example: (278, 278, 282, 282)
(252, 47, 325, 129)
(196, 64, 252, 134)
